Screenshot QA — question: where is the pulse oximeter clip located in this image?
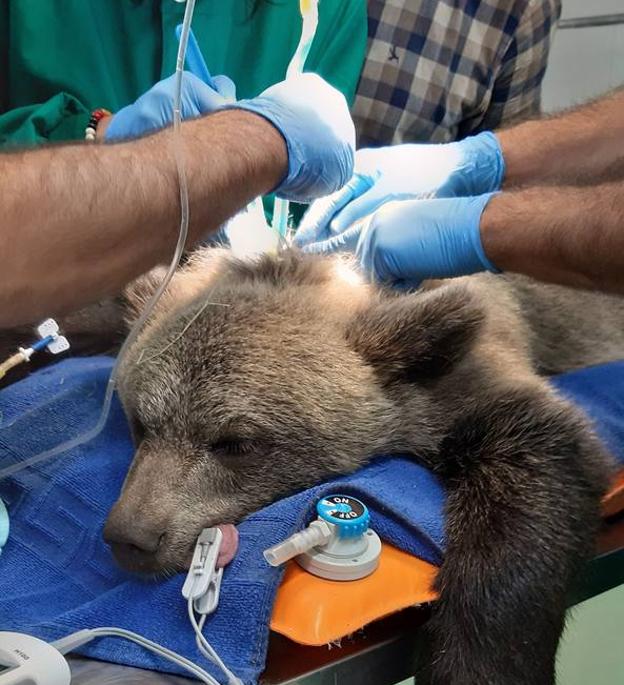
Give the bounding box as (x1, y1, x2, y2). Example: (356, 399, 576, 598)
(182, 527, 223, 615)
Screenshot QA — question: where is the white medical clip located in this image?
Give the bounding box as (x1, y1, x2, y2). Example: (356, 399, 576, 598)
(182, 527, 223, 616)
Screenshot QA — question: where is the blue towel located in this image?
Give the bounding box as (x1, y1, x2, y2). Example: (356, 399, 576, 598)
(551, 362, 624, 463)
(1, 358, 623, 684)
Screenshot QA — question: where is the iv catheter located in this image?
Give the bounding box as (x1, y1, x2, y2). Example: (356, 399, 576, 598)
(271, 0, 319, 239)
(0, 319, 69, 382)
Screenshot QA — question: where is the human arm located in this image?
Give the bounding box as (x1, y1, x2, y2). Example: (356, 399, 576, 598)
(0, 73, 355, 327)
(295, 88, 624, 247)
(497, 88, 624, 188)
(0, 111, 284, 327)
(480, 182, 624, 293)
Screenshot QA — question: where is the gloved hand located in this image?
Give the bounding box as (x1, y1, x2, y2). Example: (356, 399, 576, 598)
(230, 73, 355, 202)
(293, 131, 504, 248)
(105, 71, 236, 141)
(304, 193, 499, 287)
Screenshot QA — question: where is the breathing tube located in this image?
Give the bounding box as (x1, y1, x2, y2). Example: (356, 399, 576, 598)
(271, 0, 319, 239)
(0, 0, 197, 480)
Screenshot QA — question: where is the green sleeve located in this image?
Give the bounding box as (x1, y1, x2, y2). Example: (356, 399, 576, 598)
(306, 0, 367, 107)
(0, 93, 90, 148)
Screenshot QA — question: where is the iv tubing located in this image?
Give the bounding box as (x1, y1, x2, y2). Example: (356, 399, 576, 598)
(174, 24, 217, 89)
(0, 0, 197, 480)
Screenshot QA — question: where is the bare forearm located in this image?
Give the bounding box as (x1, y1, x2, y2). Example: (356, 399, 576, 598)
(0, 110, 286, 326)
(481, 181, 624, 293)
(496, 89, 624, 188)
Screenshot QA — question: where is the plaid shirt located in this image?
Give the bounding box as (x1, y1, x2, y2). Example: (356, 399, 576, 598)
(353, 0, 561, 146)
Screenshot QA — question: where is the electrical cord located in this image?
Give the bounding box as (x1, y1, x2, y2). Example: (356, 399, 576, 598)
(49, 610, 242, 685)
(52, 627, 222, 685)
(187, 598, 243, 685)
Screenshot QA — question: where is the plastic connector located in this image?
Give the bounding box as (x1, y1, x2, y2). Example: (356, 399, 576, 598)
(263, 520, 332, 567)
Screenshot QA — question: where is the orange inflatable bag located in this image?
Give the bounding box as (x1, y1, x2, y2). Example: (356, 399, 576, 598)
(270, 542, 439, 646)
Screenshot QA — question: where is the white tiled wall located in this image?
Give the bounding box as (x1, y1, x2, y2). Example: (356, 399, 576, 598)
(541, 0, 624, 112)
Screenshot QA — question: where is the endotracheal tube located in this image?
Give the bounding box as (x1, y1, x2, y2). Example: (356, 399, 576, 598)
(271, 0, 319, 240)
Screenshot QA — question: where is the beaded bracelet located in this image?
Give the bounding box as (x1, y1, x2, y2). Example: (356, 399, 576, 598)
(84, 108, 112, 141)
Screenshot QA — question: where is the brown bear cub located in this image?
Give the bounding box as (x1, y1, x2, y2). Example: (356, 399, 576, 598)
(104, 248, 624, 685)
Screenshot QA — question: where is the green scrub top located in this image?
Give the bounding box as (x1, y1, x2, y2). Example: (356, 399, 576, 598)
(0, 0, 366, 146)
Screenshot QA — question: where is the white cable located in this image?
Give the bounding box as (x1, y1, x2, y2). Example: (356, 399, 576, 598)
(0, 0, 197, 480)
(90, 628, 220, 685)
(53, 627, 222, 685)
(188, 598, 243, 685)
(52, 619, 239, 685)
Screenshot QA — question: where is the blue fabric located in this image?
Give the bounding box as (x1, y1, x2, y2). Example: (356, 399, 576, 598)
(0, 358, 444, 684)
(1, 357, 623, 684)
(551, 361, 624, 464)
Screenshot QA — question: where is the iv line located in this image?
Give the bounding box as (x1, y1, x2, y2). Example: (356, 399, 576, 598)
(0, 0, 197, 480)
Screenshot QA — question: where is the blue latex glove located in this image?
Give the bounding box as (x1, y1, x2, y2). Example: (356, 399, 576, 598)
(230, 73, 355, 203)
(293, 131, 504, 248)
(105, 71, 236, 141)
(304, 194, 499, 287)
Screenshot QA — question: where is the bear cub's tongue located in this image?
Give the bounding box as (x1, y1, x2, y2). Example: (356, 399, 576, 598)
(216, 524, 239, 568)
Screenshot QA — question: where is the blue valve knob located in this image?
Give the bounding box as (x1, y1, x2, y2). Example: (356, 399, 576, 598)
(316, 495, 370, 539)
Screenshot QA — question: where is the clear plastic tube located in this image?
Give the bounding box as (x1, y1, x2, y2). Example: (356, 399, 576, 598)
(271, 0, 319, 240)
(0, 0, 197, 480)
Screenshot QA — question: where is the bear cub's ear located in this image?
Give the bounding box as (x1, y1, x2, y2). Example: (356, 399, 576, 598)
(346, 285, 485, 383)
